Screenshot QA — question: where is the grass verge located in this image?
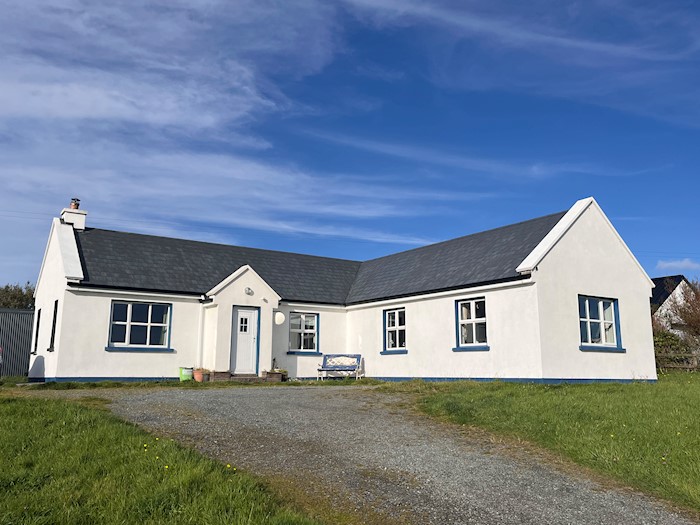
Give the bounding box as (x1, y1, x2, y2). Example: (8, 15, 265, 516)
(0, 396, 319, 525)
(380, 372, 700, 511)
(23, 377, 382, 390)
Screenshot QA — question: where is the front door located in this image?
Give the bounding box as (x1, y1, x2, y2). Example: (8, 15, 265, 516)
(230, 307, 258, 375)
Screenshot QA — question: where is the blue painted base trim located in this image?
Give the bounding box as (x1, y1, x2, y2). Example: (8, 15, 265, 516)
(31, 377, 180, 383)
(380, 349, 408, 355)
(452, 345, 490, 352)
(368, 377, 654, 384)
(105, 346, 175, 353)
(287, 351, 322, 356)
(579, 345, 626, 353)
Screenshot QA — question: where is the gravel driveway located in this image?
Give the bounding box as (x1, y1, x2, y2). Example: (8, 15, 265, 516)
(98, 386, 694, 525)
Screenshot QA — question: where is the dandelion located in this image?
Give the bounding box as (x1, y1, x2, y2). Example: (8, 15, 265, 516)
(610, 434, 615, 438)
(156, 438, 159, 441)
(156, 456, 159, 460)
(226, 464, 231, 469)
(144, 444, 148, 448)
(165, 465, 169, 469)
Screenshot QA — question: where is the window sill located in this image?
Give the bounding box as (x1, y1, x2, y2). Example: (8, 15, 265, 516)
(380, 349, 408, 355)
(579, 345, 626, 353)
(105, 346, 175, 353)
(452, 345, 490, 352)
(287, 351, 322, 356)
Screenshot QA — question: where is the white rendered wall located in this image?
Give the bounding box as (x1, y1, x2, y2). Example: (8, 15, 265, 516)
(206, 268, 279, 376)
(28, 222, 68, 380)
(533, 204, 657, 380)
(54, 289, 201, 379)
(345, 282, 543, 380)
(272, 303, 347, 378)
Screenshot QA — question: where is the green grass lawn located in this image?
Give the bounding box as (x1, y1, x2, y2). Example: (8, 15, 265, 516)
(381, 372, 700, 511)
(0, 396, 319, 525)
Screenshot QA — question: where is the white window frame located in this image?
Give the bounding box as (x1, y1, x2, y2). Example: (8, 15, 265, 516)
(384, 308, 406, 351)
(289, 312, 318, 352)
(456, 297, 488, 346)
(579, 296, 617, 347)
(109, 302, 170, 348)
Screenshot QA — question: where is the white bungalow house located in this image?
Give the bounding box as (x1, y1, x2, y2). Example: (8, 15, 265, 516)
(651, 275, 693, 337)
(28, 197, 657, 383)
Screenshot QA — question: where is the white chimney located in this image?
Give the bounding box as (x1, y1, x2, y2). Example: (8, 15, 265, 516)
(60, 197, 87, 231)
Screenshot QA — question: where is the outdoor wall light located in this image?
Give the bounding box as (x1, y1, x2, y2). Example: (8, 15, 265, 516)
(244, 287, 254, 296)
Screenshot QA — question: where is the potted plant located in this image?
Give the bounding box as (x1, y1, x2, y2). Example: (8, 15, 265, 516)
(193, 368, 210, 382)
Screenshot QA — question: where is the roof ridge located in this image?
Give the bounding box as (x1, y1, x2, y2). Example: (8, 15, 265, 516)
(80, 227, 362, 265)
(359, 210, 567, 264)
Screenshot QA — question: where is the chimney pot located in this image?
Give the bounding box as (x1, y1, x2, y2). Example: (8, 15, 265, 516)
(70, 198, 81, 210)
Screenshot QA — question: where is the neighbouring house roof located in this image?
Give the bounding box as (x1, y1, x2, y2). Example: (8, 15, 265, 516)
(73, 210, 567, 305)
(651, 275, 689, 312)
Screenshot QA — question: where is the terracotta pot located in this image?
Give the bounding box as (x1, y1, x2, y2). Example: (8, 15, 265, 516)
(193, 370, 208, 382)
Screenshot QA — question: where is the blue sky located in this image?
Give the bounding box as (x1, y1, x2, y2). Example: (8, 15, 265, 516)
(1, 0, 699, 284)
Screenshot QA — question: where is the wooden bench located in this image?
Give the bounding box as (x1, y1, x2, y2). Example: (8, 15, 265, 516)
(317, 354, 363, 380)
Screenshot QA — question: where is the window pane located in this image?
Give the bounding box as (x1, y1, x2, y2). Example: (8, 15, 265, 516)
(110, 324, 126, 344)
(290, 314, 302, 330)
(239, 318, 248, 333)
(461, 302, 471, 321)
(291, 332, 302, 350)
(578, 296, 587, 319)
(131, 304, 149, 323)
(303, 333, 315, 350)
(129, 325, 148, 345)
(398, 309, 405, 327)
(304, 315, 316, 331)
(604, 322, 616, 345)
(461, 323, 474, 345)
(387, 330, 397, 348)
(475, 300, 485, 319)
(149, 326, 167, 346)
(151, 304, 168, 324)
(475, 322, 487, 343)
(387, 311, 396, 328)
(590, 322, 602, 344)
(398, 329, 406, 348)
(112, 303, 128, 322)
(580, 321, 589, 343)
(603, 301, 614, 322)
(588, 299, 600, 320)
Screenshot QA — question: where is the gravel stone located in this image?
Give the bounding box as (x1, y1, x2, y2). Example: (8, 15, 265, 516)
(96, 386, 697, 525)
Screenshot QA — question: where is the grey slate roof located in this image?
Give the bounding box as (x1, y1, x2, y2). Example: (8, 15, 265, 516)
(73, 210, 566, 305)
(651, 275, 688, 309)
(75, 230, 361, 304)
(345, 212, 566, 304)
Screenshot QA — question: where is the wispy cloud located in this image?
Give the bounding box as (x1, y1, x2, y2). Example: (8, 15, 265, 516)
(341, 0, 700, 125)
(657, 258, 700, 272)
(305, 130, 636, 179)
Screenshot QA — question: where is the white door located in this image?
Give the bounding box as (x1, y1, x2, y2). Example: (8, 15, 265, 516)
(230, 308, 258, 375)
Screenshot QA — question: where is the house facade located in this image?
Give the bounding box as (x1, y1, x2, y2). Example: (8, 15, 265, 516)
(28, 197, 657, 382)
(651, 275, 692, 334)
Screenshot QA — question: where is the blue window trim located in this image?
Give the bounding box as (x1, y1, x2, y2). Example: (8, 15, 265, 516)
(577, 295, 625, 353)
(105, 346, 175, 353)
(106, 301, 173, 352)
(453, 298, 490, 352)
(382, 307, 406, 354)
(452, 345, 490, 352)
(288, 311, 320, 354)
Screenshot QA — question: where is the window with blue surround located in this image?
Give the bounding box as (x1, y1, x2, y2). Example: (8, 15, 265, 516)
(289, 312, 318, 352)
(109, 302, 170, 348)
(578, 295, 624, 352)
(453, 297, 489, 351)
(382, 308, 407, 354)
